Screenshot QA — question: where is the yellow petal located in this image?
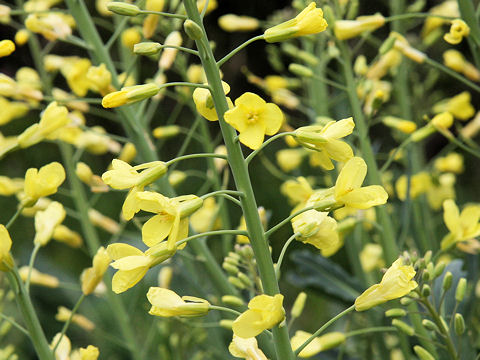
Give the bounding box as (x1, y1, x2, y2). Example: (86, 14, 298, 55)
(112, 267, 148, 293)
(338, 185, 388, 209)
(443, 199, 460, 235)
(323, 139, 353, 162)
(322, 117, 355, 139)
(334, 157, 367, 199)
(262, 103, 284, 135)
(238, 121, 266, 150)
(107, 243, 143, 260)
(110, 255, 150, 270)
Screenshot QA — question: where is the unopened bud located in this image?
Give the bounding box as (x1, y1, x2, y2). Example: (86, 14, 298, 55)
(221, 295, 244, 307)
(442, 271, 453, 291)
(237, 272, 253, 288)
(184, 20, 203, 40)
(422, 284, 431, 297)
(220, 319, 233, 330)
(228, 276, 245, 289)
(424, 251, 432, 264)
(291, 292, 307, 318)
(158, 266, 173, 288)
(422, 319, 439, 333)
(400, 297, 413, 305)
(239, 245, 254, 259)
(107, 2, 141, 16)
(433, 262, 446, 278)
(392, 319, 414, 336)
(153, 125, 181, 139)
(385, 308, 406, 318)
(323, 5, 336, 28)
(379, 36, 397, 55)
(422, 270, 430, 282)
(222, 262, 239, 275)
(456, 278, 467, 302)
(289, 63, 313, 78)
(454, 313, 465, 335)
(414, 346, 436, 360)
(134, 42, 162, 55)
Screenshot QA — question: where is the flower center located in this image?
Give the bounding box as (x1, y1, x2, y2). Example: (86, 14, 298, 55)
(247, 111, 259, 123)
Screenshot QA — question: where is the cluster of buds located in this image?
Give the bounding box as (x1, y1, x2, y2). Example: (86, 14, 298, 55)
(223, 245, 260, 292)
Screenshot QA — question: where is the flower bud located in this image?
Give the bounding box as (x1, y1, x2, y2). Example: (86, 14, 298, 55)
(134, 42, 162, 56)
(392, 319, 414, 336)
(421, 284, 431, 297)
(0, 40, 15, 58)
(422, 319, 439, 333)
(291, 292, 307, 319)
(289, 63, 313, 78)
(237, 272, 253, 288)
(379, 36, 397, 55)
(442, 271, 453, 291)
(385, 308, 406, 317)
(222, 262, 239, 275)
(220, 319, 233, 330)
(454, 313, 465, 335)
(414, 345, 436, 360)
(15, 29, 29, 46)
(158, 266, 173, 288)
(106, 2, 141, 16)
(455, 278, 467, 302)
(221, 295, 244, 307)
(153, 125, 181, 139)
(433, 262, 446, 278)
(228, 276, 246, 289)
(218, 14, 260, 32)
(184, 20, 203, 40)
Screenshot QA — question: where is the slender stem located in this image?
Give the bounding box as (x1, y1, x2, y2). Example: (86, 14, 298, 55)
(311, 74, 348, 91)
(384, 13, 455, 22)
(438, 128, 480, 158)
(245, 132, 295, 164)
(201, 190, 243, 199)
(294, 305, 355, 356)
(345, 326, 396, 337)
(0, 313, 29, 336)
(275, 233, 298, 280)
(7, 269, 54, 360)
(209, 305, 242, 316)
(25, 243, 41, 293)
(380, 138, 411, 172)
(6, 205, 25, 230)
(159, 82, 210, 90)
(159, 45, 199, 56)
(105, 16, 129, 49)
(423, 57, 480, 94)
(265, 206, 315, 238)
(176, 230, 248, 247)
(183, 2, 295, 358)
(52, 294, 86, 352)
(217, 35, 265, 67)
(165, 153, 227, 167)
(139, 10, 187, 19)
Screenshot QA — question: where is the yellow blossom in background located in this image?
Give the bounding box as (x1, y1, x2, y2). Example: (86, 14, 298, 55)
(0, 97, 29, 126)
(18, 102, 70, 148)
(232, 294, 285, 338)
(291, 331, 346, 358)
(228, 335, 267, 360)
(50, 333, 71, 360)
(197, 0, 217, 14)
(391, 32, 426, 64)
(434, 152, 464, 173)
(76, 162, 108, 193)
(118, 142, 137, 163)
(444, 19, 470, 45)
(280, 176, 314, 206)
(60, 58, 92, 97)
(25, 13, 74, 41)
(88, 208, 120, 234)
(360, 244, 385, 272)
(121, 27, 141, 50)
(96, 0, 112, 16)
(19, 266, 59, 288)
(81, 246, 110, 295)
(158, 266, 173, 288)
(147, 287, 210, 317)
(102, 83, 160, 108)
(33, 201, 66, 246)
(0, 176, 24, 196)
(15, 29, 30, 46)
(192, 81, 233, 121)
(382, 116, 417, 134)
(443, 50, 480, 82)
(333, 157, 388, 209)
(236, 207, 267, 244)
(168, 170, 187, 187)
(190, 197, 221, 233)
(86, 63, 112, 95)
(395, 172, 431, 201)
(441, 199, 480, 250)
(107, 242, 176, 293)
(355, 258, 417, 311)
(224, 92, 284, 150)
(159, 31, 182, 70)
(431, 111, 454, 129)
(295, 117, 355, 170)
(292, 209, 340, 257)
(422, 0, 459, 39)
(433, 91, 475, 120)
(55, 306, 95, 331)
(143, 0, 164, 39)
(0, 5, 10, 23)
(72, 345, 100, 360)
(334, 14, 385, 40)
(53, 225, 83, 248)
(0, 225, 13, 271)
(218, 14, 260, 32)
(366, 48, 402, 80)
(0, 40, 14, 57)
(276, 148, 306, 172)
(427, 173, 456, 210)
(23, 161, 65, 205)
(264, 2, 327, 43)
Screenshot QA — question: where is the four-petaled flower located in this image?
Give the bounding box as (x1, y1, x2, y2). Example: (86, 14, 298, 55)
(147, 287, 210, 317)
(441, 199, 480, 250)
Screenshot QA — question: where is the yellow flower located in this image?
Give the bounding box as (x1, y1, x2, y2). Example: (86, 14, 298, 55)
(291, 331, 346, 358)
(333, 157, 388, 209)
(366, 49, 402, 80)
(441, 199, 480, 250)
(34, 201, 66, 246)
(355, 258, 417, 311)
(443, 50, 480, 82)
(25, 13, 74, 41)
(80, 246, 110, 295)
(359, 244, 385, 273)
(190, 197, 221, 233)
(295, 117, 355, 170)
(444, 19, 470, 45)
(19, 266, 59, 288)
(228, 335, 267, 360)
(23, 162, 66, 205)
(102, 83, 160, 108)
(72, 345, 99, 360)
(118, 142, 137, 163)
(121, 27, 141, 50)
(15, 29, 30, 46)
(0, 97, 29, 126)
(197, 0, 217, 15)
(86, 63, 112, 95)
(56, 306, 95, 331)
(433, 91, 475, 120)
(232, 294, 285, 338)
(60, 58, 92, 97)
(88, 208, 120, 234)
(0, 40, 15, 58)
(0, 176, 24, 196)
(0, 225, 13, 271)
(18, 102, 70, 148)
(102, 159, 167, 190)
(426, 173, 456, 210)
(159, 31, 182, 70)
(218, 14, 260, 32)
(53, 225, 83, 248)
(422, 1, 459, 38)
(107, 242, 176, 293)
(382, 116, 417, 134)
(143, 0, 165, 39)
(280, 177, 314, 206)
(192, 81, 233, 121)
(224, 92, 284, 150)
(147, 287, 210, 317)
(434, 152, 464, 173)
(292, 210, 340, 257)
(334, 14, 385, 40)
(236, 207, 267, 244)
(134, 191, 202, 249)
(264, 2, 327, 43)
(276, 148, 306, 172)
(395, 172, 431, 201)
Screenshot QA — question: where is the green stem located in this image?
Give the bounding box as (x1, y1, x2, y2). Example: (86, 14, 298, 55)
(275, 233, 298, 280)
(265, 206, 315, 238)
(52, 294, 86, 352)
(384, 13, 455, 22)
(217, 35, 265, 67)
(6, 205, 25, 230)
(0, 312, 29, 336)
(337, 40, 398, 265)
(294, 305, 355, 356)
(176, 230, 248, 247)
(380, 138, 411, 173)
(7, 269, 53, 360)
(438, 129, 480, 158)
(423, 57, 480, 94)
(165, 153, 227, 166)
(245, 132, 295, 164)
(183, 2, 295, 358)
(139, 9, 187, 19)
(158, 45, 199, 56)
(201, 190, 243, 199)
(311, 74, 348, 91)
(209, 305, 242, 316)
(345, 326, 396, 337)
(25, 243, 41, 293)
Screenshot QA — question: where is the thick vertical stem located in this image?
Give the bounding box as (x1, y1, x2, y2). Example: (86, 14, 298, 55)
(183, 1, 295, 358)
